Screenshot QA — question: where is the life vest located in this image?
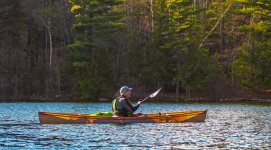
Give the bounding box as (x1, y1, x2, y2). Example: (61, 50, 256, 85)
(112, 96, 120, 115)
(112, 96, 134, 117)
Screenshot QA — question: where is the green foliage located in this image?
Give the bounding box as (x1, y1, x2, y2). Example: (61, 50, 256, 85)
(124, 32, 146, 79)
(233, 41, 271, 90)
(207, 17, 218, 21)
(3, 0, 271, 99)
(75, 49, 114, 99)
(252, 21, 271, 33)
(234, 0, 271, 16)
(179, 48, 212, 91)
(166, 0, 213, 93)
(67, 0, 123, 100)
(238, 25, 251, 32)
(233, 0, 271, 91)
(144, 0, 177, 86)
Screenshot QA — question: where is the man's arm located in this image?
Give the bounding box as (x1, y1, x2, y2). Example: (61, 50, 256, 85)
(120, 99, 140, 113)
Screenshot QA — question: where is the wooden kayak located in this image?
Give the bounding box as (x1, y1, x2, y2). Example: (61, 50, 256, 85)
(38, 110, 207, 124)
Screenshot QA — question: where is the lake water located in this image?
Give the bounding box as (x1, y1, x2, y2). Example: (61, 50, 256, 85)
(0, 102, 270, 149)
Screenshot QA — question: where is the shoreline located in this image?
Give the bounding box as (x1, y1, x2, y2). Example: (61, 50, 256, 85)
(0, 97, 270, 103)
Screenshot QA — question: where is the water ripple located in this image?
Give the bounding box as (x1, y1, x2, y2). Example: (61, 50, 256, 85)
(0, 102, 270, 149)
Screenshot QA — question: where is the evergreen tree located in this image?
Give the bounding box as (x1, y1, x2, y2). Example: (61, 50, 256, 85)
(165, 0, 215, 98)
(233, 0, 271, 91)
(142, 0, 176, 88)
(67, 0, 124, 100)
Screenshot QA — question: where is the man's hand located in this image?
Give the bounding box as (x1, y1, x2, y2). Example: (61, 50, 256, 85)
(137, 100, 142, 105)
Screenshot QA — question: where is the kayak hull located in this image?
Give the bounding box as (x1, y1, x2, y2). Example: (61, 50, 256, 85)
(39, 110, 207, 124)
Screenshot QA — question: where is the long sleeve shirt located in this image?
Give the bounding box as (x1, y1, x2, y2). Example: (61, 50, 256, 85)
(112, 96, 140, 117)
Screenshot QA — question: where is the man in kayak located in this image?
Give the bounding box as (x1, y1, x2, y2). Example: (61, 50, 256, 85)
(112, 86, 142, 117)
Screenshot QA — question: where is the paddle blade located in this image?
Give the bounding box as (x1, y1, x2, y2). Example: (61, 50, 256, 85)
(149, 88, 162, 98)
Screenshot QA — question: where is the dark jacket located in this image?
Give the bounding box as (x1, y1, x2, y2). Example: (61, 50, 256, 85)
(112, 95, 140, 117)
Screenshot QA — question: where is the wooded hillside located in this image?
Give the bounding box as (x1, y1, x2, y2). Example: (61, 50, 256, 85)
(0, 0, 270, 101)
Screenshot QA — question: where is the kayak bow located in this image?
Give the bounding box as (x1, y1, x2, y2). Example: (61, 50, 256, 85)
(39, 110, 207, 124)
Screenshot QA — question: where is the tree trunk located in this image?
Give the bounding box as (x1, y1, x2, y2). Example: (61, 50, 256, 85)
(187, 89, 191, 100)
(48, 25, 53, 67)
(220, 17, 224, 53)
(248, 16, 254, 51)
(176, 82, 179, 102)
(45, 23, 54, 98)
(57, 66, 61, 96)
(150, 0, 154, 32)
(176, 59, 181, 102)
(219, 0, 225, 53)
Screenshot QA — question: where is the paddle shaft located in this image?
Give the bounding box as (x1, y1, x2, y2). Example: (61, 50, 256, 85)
(141, 96, 150, 103)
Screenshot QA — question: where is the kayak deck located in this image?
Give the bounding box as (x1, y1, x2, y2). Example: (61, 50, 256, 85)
(39, 110, 207, 124)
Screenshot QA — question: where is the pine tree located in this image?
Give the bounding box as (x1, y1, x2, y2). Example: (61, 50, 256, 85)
(165, 0, 214, 98)
(141, 0, 176, 88)
(67, 0, 124, 100)
(233, 0, 271, 91)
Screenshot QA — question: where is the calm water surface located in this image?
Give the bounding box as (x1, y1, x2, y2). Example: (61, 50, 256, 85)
(0, 102, 270, 149)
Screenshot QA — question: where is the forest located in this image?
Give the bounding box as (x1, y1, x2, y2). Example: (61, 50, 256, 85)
(0, 0, 271, 101)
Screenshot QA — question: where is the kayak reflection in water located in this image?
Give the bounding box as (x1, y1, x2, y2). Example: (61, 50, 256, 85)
(112, 86, 142, 117)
